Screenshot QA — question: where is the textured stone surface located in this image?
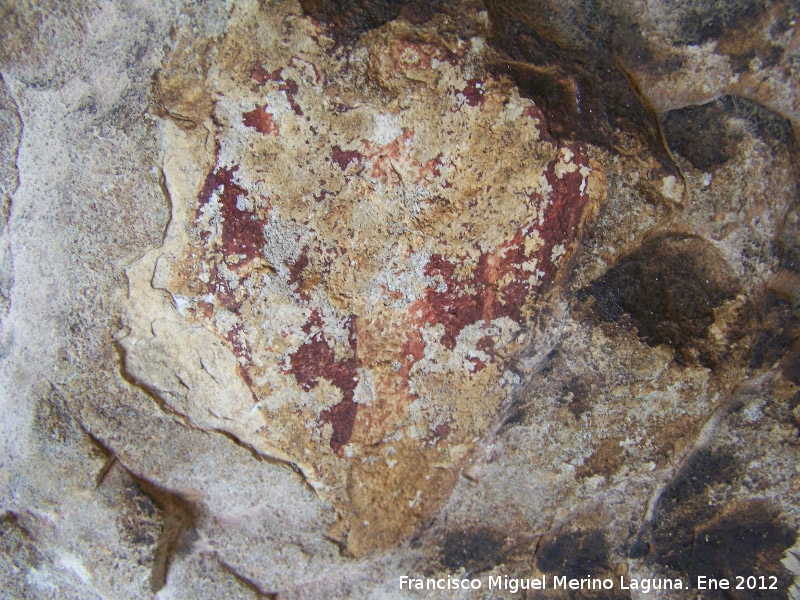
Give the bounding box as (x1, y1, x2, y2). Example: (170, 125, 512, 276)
(0, 0, 799, 597)
(122, 2, 605, 555)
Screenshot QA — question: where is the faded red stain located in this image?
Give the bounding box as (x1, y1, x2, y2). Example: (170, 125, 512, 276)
(196, 165, 264, 262)
(197, 300, 214, 319)
(361, 129, 415, 183)
(410, 143, 590, 350)
(281, 79, 303, 116)
(415, 238, 527, 350)
(289, 56, 321, 83)
(251, 62, 281, 85)
(321, 399, 358, 454)
(224, 323, 250, 363)
(524, 104, 556, 145)
(190, 67, 590, 459)
(398, 328, 425, 380)
(286, 310, 359, 454)
(349, 321, 424, 440)
(417, 254, 484, 350)
(237, 363, 254, 388)
(242, 106, 277, 135)
(207, 264, 241, 312)
(458, 78, 486, 107)
(434, 422, 451, 440)
(331, 146, 362, 170)
(534, 143, 590, 282)
(418, 153, 443, 181)
(468, 334, 496, 372)
(384, 38, 458, 75)
(359, 131, 441, 186)
(250, 61, 303, 116)
(287, 247, 310, 289)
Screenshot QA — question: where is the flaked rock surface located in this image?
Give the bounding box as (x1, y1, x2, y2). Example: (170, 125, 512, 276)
(121, 2, 604, 555)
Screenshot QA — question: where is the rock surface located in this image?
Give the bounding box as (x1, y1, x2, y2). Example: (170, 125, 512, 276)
(0, 0, 799, 598)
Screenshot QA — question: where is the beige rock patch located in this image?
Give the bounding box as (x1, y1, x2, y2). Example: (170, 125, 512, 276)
(120, 0, 600, 555)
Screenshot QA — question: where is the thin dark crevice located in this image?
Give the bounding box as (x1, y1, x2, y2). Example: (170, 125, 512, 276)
(324, 532, 355, 558)
(215, 553, 278, 599)
(82, 425, 200, 594)
(210, 428, 320, 498)
(155, 165, 174, 247)
(117, 470, 200, 594)
(113, 338, 321, 499)
(94, 455, 118, 488)
(0, 71, 22, 207)
(611, 50, 689, 201)
(113, 339, 203, 432)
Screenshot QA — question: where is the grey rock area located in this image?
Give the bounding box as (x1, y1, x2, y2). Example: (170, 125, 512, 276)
(0, 0, 799, 598)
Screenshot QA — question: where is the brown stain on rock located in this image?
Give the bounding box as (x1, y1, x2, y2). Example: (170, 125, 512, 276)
(134, 476, 198, 594)
(153, 32, 213, 129)
(779, 341, 800, 385)
(561, 374, 596, 419)
(661, 102, 743, 170)
(580, 234, 742, 366)
(299, 0, 446, 43)
(576, 437, 624, 479)
(536, 529, 620, 582)
(715, 4, 786, 74)
(485, 1, 677, 176)
(688, 501, 797, 597)
(632, 448, 797, 599)
(750, 292, 800, 371)
(344, 442, 461, 553)
(649, 415, 698, 467)
(671, 0, 768, 46)
(440, 527, 506, 572)
(661, 96, 795, 171)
